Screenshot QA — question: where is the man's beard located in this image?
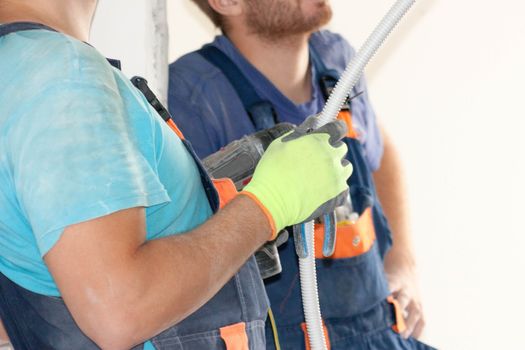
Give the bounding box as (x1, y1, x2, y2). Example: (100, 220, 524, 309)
(244, 0, 332, 42)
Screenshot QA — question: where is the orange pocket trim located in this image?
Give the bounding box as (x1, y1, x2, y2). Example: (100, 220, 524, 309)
(213, 178, 238, 209)
(387, 296, 407, 334)
(220, 322, 249, 350)
(337, 110, 359, 139)
(314, 207, 376, 259)
(167, 119, 185, 140)
(301, 321, 331, 350)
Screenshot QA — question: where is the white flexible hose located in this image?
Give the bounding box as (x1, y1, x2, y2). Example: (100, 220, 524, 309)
(298, 222, 326, 349)
(316, 0, 416, 127)
(299, 1, 416, 349)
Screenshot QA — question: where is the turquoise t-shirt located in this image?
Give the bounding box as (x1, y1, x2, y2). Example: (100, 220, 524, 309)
(0, 29, 213, 297)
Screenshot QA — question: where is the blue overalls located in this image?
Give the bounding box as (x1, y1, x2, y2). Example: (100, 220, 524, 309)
(198, 45, 435, 350)
(0, 22, 268, 350)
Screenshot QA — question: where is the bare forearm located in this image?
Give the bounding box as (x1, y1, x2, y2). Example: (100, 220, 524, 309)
(0, 321, 8, 344)
(127, 195, 270, 340)
(373, 129, 415, 270)
(373, 130, 426, 338)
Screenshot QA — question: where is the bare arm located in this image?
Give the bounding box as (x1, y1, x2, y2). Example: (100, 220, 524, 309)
(44, 195, 270, 349)
(0, 321, 8, 344)
(373, 127, 425, 339)
(374, 127, 415, 270)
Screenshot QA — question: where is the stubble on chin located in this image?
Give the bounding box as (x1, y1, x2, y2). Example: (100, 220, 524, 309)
(244, 0, 332, 43)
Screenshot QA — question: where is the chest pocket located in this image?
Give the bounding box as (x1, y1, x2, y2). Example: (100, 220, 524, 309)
(311, 101, 378, 260)
(314, 208, 375, 259)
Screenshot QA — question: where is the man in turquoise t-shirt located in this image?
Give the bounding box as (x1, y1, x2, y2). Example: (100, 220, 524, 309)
(0, 1, 352, 349)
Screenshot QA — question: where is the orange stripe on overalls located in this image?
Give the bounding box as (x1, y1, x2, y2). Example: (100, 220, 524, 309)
(301, 321, 331, 350)
(219, 322, 250, 350)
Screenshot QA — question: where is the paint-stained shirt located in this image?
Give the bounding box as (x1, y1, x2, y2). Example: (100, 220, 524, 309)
(0, 28, 213, 296)
(168, 31, 383, 170)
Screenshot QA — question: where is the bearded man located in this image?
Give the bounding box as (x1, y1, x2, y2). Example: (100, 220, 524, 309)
(168, 0, 435, 349)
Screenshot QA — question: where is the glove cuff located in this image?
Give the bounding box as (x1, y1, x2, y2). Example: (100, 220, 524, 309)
(239, 191, 278, 240)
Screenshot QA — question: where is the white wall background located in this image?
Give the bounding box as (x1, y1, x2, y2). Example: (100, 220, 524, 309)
(91, 0, 525, 349)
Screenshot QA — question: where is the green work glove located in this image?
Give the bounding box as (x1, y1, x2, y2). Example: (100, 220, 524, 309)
(242, 116, 353, 239)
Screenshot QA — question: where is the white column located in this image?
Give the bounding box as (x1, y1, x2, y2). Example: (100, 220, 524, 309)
(91, 0, 169, 104)
(145, 0, 169, 105)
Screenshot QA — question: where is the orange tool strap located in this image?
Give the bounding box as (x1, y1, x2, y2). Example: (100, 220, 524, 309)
(387, 296, 407, 334)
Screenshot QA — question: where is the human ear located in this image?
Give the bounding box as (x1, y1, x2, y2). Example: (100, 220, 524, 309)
(208, 0, 243, 17)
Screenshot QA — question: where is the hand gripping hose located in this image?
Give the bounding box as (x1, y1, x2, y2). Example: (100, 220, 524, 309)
(298, 1, 416, 349)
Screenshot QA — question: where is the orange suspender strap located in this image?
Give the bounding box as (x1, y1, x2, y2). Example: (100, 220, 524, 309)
(220, 322, 250, 350)
(133, 77, 240, 209)
(337, 110, 359, 139)
(387, 296, 407, 334)
(313, 207, 376, 259)
(166, 119, 185, 140)
(165, 118, 240, 209)
(300, 321, 331, 350)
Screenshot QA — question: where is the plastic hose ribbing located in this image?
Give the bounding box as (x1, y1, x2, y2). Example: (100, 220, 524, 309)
(299, 1, 416, 349)
(316, 0, 416, 127)
(298, 222, 327, 350)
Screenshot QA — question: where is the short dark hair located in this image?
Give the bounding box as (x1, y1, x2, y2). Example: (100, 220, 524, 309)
(190, 0, 223, 28)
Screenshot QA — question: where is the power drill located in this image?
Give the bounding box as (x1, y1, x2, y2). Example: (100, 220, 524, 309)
(203, 123, 294, 279)
(131, 75, 292, 279)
